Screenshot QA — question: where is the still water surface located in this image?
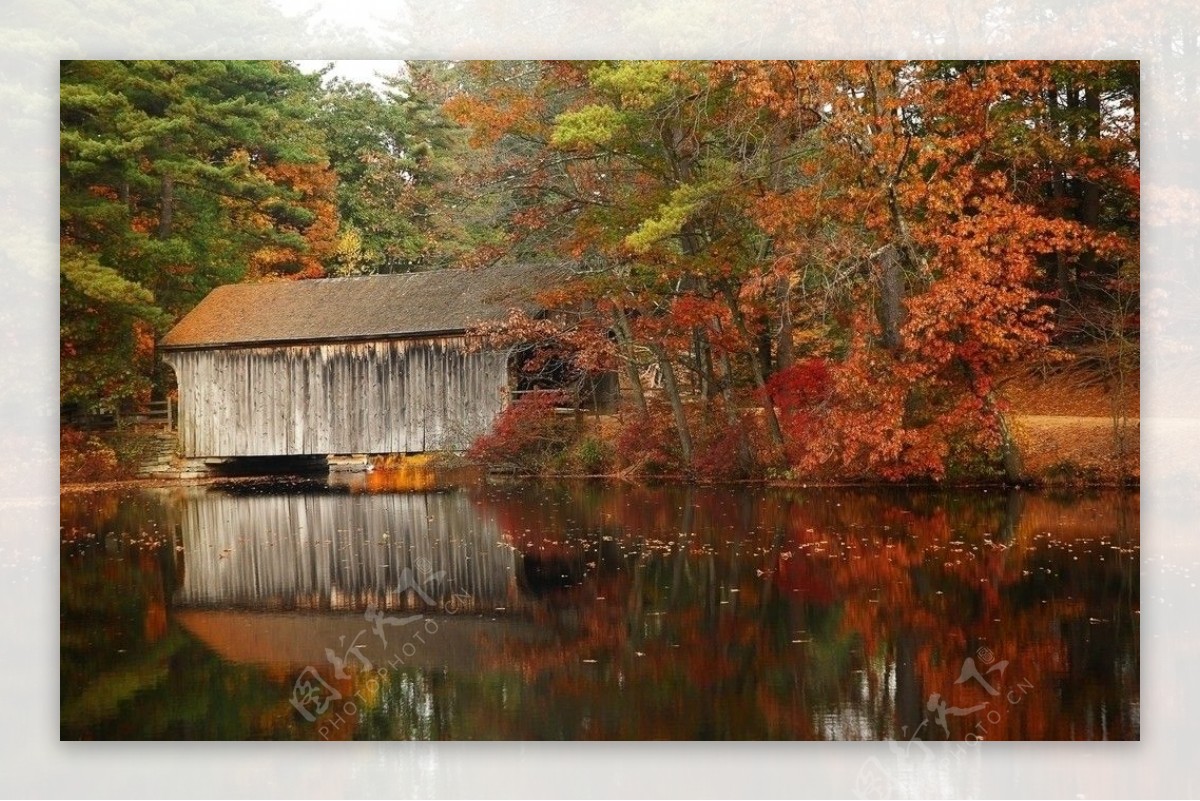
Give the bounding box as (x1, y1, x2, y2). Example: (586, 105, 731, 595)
(60, 475, 1139, 740)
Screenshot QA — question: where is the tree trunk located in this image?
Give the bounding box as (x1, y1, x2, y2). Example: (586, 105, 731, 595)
(1051, 175, 1074, 301)
(988, 393, 1024, 483)
(650, 342, 693, 466)
(877, 244, 905, 351)
(757, 324, 773, 379)
(1045, 83, 1076, 304)
(612, 305, 647, 414)
(1081, 84, 1103, 230)
(721, 287, 785, 453)
(1079, 82, 1103, 281)
(691, 327, 717, 399)
(776, 276, 794, 371)
(157, 172, 174, 240)
(700, 274, 753, 472)
(717, 350, 754, 475)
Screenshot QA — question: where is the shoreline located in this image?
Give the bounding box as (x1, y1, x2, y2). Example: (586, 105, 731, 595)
(59, 470, 1140, 495)
(60, 410, 1140, 495)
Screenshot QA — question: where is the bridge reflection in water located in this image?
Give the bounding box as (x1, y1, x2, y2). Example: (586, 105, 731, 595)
(171, 486, 518, 613)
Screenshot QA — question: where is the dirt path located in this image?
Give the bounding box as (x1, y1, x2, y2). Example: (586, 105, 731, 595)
(1011, 414, 1138, 482)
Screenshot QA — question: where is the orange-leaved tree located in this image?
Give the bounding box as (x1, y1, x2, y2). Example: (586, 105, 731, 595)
(727, 60, 1137, 480)
(439, 60, 1138, 481)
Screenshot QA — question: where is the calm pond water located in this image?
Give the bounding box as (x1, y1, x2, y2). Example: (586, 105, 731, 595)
(60, 475, 1139, 740)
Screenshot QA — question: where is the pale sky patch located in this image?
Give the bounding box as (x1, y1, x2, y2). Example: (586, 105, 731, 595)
(272, 0, 411, 54)
(292, 59, 407, 91)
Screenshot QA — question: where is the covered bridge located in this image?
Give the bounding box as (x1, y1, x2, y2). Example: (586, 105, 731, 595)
(159, 263, 571, 460)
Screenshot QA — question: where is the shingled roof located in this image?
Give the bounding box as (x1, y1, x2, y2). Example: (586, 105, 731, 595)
(160, 263, 572, 350)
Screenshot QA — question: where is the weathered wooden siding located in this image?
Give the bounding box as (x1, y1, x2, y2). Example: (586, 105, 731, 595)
(171, 489, 515, 611)
(162, 336, 510, 457)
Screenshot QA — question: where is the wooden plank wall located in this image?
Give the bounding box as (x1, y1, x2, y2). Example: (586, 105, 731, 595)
(163, 336, 510, 457)
(171, 488, 516, 611)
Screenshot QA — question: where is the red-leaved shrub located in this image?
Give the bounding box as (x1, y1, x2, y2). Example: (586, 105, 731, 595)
(689, 409, 764, 480)
(467, 391, 574, 472)
(614, 401, 772, 481)
(763, 359, 833, 466)
(614, 403, 683, 476)
(765, 358, 832, 415)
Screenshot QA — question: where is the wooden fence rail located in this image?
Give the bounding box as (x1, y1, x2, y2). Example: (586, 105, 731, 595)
(63, 399, 176, 431)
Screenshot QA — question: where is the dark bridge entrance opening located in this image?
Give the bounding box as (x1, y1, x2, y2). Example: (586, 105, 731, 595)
(207, 455, 330, 478)
(509, 340, 619, 412)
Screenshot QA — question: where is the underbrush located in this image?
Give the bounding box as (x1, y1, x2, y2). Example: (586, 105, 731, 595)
(466, 391, 577, 473)
(60, 427, 161, 483)
(468, 395, 778, 481)
(465, 369, 1135, 486)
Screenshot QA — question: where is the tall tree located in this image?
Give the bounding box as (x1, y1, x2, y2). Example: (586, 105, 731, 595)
(442, 60, 813, 467)
(315, 64, 500, 275)
(60, 60, 338, 413)
(731, 60, 1138, 479)
(445, 60, 1137, 480)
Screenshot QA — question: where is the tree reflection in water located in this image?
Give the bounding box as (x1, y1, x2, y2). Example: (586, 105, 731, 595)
(60, 481, 1138, 740)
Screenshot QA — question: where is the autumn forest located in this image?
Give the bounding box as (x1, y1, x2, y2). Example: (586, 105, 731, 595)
(59, 60, 1139, 484)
